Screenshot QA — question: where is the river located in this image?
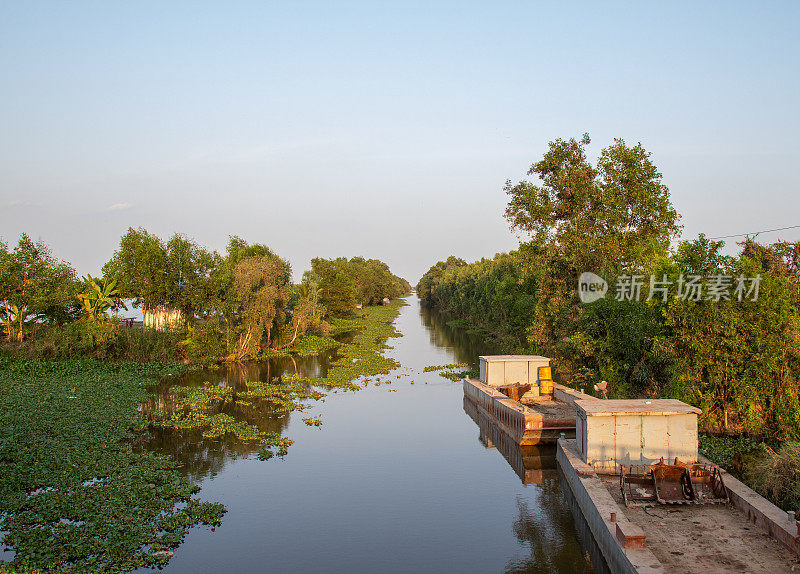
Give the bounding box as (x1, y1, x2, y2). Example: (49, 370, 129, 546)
(137, 296, 595, 573)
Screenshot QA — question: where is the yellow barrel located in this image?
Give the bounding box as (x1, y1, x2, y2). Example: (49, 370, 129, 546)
(540, 378, 554, 395)
(538, 366, 552, 380)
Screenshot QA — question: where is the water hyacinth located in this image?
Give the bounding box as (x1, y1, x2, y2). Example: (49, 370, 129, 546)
(0, 358, 226, 573)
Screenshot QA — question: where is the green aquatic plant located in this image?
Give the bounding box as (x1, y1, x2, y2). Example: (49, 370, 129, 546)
(0, 358, 225, 573)
(423, 363, 468, 372)
(156, 299, 406, 463)
(155, 380, 315, 449)
(291, 334, 340, 357)
(310, 299, 407, 388)
(438, 370, 471, 381)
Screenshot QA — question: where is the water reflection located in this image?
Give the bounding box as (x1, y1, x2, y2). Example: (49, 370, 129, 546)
(464, 393, 596, 573)
(418, 304, 499, 368)
(507, 492, 595, 574)
(133, 352, 336, 480)
(463, 397, 557, 485)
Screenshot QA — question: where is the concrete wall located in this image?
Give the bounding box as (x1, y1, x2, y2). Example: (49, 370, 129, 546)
(557, 439, 664, 573)
(142, 306, 184, 330)
(479, 356, 550, 387)
(579, 412, 698, 473)
(554, 383, 597, 408)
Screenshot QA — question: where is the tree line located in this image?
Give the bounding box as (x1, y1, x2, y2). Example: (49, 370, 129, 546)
(418, 134, 800, 440)
(0, 229, 410, 362)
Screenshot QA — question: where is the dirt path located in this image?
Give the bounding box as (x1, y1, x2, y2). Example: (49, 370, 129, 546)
(601, 476, 800, 573)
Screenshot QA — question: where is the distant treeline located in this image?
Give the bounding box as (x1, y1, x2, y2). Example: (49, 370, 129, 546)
(418, 134, 800, 440)
(0, 228, 410, 362)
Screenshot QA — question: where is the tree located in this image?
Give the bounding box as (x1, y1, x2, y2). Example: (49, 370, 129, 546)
(102, 228, 167, 320)
(163, 233, 219, 319)
(311, 256, 408, 316)
(103, 228, 219, 328)
(665, 236, 800, 437)
(504, 134, 680, 276)
(230, 255, 291, 359)
(274, 274, 327, 350)
(0, 234, 76, 341)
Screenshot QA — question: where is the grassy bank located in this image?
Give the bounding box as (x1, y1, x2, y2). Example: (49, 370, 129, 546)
(0, 358, 225, 573)
(700, 434, 800, 515)
(1, 299, 407, 367)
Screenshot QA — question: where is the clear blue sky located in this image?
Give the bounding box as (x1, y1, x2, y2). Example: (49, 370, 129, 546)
(1, 1, 798, 282)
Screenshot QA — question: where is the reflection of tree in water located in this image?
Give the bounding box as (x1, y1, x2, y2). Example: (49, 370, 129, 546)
(135, 352, 334, 480)
(506, 485, 594, 574)
(418, 304, 498, 368)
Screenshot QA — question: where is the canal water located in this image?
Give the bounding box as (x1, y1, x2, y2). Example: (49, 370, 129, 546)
(140, 296, 594, 573)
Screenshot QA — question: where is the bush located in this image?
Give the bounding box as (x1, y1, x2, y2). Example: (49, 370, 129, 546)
(114, 327, 185, 362)
(2, 320, 185, 363)
(182, 317, 224, 362)
(744, 442, 800, 514)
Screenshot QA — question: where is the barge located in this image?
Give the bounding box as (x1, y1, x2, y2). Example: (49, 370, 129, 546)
(463, 355, 593, 445)
(464, 356, 800, 572)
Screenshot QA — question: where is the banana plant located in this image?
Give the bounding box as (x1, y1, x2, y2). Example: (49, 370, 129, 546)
(1, 301, 28, 341)
(76, 275, 127, 320)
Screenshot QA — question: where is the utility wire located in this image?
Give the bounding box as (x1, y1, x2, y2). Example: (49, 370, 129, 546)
(709, 224, 800, 240)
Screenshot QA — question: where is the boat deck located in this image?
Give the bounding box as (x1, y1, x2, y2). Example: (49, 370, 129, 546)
(463, 378, 583, 445)
(600, 475, 800, 572)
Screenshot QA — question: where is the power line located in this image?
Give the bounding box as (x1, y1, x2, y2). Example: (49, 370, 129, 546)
(709, 224, 800, 240)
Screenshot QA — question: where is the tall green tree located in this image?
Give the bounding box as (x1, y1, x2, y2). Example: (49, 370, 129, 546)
(102, 227, 167, 318)
(504, 134, 680, 275)
(311, 256, 408, 316)
(0, 234, 76, 341)
(103, 228, 219, 326)
(229, 255, 291, 359)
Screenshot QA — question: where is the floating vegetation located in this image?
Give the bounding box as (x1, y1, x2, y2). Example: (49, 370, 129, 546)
(155, 301, 407, 460)
(291, 334, 340, 357)
(300, 299, 407, 389)
(328, 317, 363, 336)
(0, 358, 225, 573)
(439, 370, 472, 381)
(423, 363, 468, 372)
(154, 378, 324, 456)
(256, 348, 291, 360)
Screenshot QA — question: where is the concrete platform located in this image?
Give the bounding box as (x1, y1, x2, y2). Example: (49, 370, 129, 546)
(600, 474, 799, 572)
(558, 438, 800, 573)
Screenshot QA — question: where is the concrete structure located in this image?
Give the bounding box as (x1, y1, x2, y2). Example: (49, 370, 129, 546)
(478, 355, 550, 387)
(574, 399, 701, 474)
(463, 378, 578, 444)
(557, 439, 664, 573)
(699, 455, 800, 558)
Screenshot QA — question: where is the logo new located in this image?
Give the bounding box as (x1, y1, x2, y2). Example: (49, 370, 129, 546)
(578, 272, 608, 303)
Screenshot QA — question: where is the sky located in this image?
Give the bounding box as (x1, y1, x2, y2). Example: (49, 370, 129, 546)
(1, 1, 799, 283)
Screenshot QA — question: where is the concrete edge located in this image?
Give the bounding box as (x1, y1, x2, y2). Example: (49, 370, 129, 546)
(557, 438, 664, 574)
(698, 454, 800, 557)
(554, 383, 597, 407)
